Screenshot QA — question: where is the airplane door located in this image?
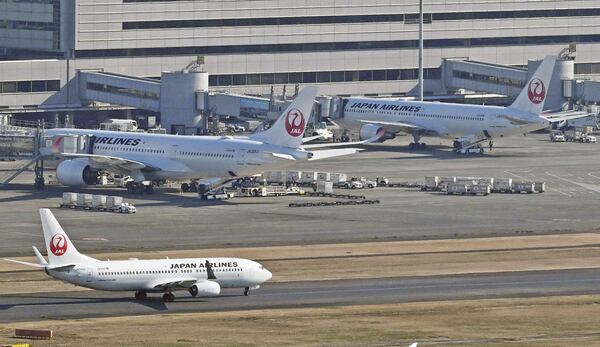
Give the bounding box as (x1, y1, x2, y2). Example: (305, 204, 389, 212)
(170, 144, 180, 159)
(87, 270, 93, 283)
(237, 149, 247, 165)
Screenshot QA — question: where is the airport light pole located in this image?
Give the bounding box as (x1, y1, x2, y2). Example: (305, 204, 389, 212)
(418, 0, 424, 101)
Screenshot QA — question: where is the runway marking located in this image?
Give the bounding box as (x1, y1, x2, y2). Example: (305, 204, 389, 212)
(546, 172, 600, 195)
(505, 170, 572, 197)
(588, 172, 600, 181)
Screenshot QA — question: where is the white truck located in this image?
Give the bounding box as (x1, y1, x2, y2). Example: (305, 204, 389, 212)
(309, 122, 334, 140)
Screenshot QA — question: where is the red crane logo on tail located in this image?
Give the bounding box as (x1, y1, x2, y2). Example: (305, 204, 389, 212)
(285, 109, 305, 137)
(527, 78, 546, 104)
(50, 234, 67, 256)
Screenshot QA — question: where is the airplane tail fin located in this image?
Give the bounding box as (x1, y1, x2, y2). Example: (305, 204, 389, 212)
(250, 86, 318, 148)
(40, 209, 94, 265)
(508, 55, 557, 114)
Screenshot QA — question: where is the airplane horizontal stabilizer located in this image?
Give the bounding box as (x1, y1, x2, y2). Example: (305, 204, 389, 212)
(3, 258, 47, 268)
(308, 148, 364, 161)
(541, 111, 595, 123)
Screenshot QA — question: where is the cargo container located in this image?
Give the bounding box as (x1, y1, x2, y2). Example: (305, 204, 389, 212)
(315, 181, 334, 194)
(330, 173, 348, 186)
(492, 178, 513, 193)
(262, 171, 285, 184)
(512, 182, 535, 193)
(286, 171, 302, 184)
(76, 194, 93, 209)
(422, 176, 440, 191)
(300, 171, 318, 184)
(316, 172, 331, 181)
(60, 192, 78, 208)
(92, 195, 108, 210)
(469, 184, 491, 196)
(446, 183, 469, 195)
(107, 196, 124, 210)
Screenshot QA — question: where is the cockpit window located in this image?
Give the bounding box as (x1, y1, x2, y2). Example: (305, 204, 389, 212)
(259, 265, 264, 270)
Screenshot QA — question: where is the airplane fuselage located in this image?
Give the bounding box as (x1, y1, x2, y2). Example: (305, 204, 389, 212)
(48, 257, 270, 292)
(338, 98, 548, 142)
(44, 129, 304, 180)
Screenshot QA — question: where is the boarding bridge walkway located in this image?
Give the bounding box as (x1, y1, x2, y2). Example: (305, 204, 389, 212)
(79, 71, 161, 112)
(442, 58, 528, 98)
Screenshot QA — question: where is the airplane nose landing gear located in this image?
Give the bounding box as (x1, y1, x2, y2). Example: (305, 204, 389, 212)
(244, 287, 250, 296)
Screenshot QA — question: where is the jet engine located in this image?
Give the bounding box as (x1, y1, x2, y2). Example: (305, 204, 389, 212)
(56, 159, 99, 186)
(359, 124, 396, 142)
(189, 281, 221, 297)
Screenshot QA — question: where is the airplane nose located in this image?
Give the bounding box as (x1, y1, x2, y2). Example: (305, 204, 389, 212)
(263, 269, 272, 282)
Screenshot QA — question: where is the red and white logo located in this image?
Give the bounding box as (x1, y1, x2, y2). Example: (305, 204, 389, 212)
(527, 78, 546, 104)
(284, 108, 305, 137)
(50, 234, 67, 256)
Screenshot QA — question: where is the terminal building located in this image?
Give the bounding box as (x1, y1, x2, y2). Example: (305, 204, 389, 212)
(1, 0, 600, 132)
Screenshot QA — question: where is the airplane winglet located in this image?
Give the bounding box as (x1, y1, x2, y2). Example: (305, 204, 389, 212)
(33, 246, 48, 266)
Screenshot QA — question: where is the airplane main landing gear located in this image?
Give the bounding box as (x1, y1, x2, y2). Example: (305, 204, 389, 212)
(163, 292, 175, 302)
(408, 133, 426, 150)
(127, 182, 154, 194)
(244, 287, 250, 296)
(134, 290, 147, 300)
(408, 142, 427, 150)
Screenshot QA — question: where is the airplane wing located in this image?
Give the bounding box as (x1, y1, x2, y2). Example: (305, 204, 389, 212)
(302, 135, 324, 143)
(301, 133, 384, 149)
(152, 279, 198, 291)
(55, 153, 193, 174)
(540, 111, 595, 123)
(359, 119, 425, 132)
(59, 153, 153, 171)
(308, 148, 364, 160)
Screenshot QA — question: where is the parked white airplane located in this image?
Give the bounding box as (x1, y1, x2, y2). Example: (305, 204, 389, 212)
(43, 86, 370, 193)
(4, 209, 272, 302)
(334, 56, 585, 152)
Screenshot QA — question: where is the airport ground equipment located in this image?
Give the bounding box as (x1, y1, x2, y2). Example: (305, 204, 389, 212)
(289, 199, 380, 208)
(59, 193, 136, 212)
(76, 194, 93, 209)
(423, 175, 545, 195)
(60, 192, 78, 208)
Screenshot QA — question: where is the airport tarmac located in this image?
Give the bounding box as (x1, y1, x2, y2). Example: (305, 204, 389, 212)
(1, 133, 599, 256)
(2, 268, 600, 323)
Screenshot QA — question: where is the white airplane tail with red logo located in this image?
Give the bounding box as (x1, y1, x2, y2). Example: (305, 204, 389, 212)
(250, 86, 318, 148)
(509, 55, 557, 115)
(40, 209, 95, 265)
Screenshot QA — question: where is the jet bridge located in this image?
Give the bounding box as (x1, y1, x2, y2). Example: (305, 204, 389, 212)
(442, 58, 528, 99)
(442, 58, 575, 110)
(79, 71, 161, 112)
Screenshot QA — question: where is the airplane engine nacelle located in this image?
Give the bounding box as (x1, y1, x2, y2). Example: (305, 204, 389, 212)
(193, 281, 221, 297)
(359, 124, 395, 142)
(56, 159, 99, 186)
